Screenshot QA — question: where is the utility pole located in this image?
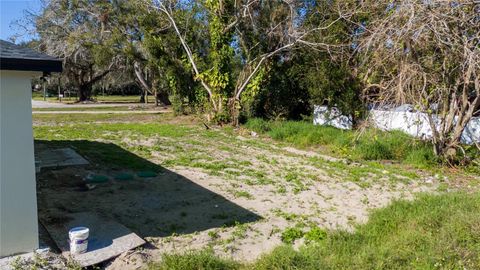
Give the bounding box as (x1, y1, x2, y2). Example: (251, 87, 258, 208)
(58, 77, 62, 102)
(42, 79, 46, 101)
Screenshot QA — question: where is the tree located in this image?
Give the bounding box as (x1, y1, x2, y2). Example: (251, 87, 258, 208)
(246, 57, 312, 120)
(293, 0, 365, 126)
(35, 0, 123, 101)
(143, 0, 345, 125)
(111, 0, 205, 107)
(358, 1, 480, 159)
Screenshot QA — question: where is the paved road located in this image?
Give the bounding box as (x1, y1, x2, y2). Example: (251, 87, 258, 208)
(31, 100, 147, 108)
(32, 110, 169, 114)
(31, 100, 171, 114)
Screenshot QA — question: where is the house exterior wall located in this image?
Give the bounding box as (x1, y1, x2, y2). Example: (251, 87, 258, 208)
(0, 70, 40, 257)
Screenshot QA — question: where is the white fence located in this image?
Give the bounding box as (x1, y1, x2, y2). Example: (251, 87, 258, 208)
(313, 105, 480, 144)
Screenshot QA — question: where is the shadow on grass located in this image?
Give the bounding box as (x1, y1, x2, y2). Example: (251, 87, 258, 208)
(35, 140, 261, 239)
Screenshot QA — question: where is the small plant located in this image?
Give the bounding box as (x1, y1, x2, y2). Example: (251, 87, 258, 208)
(233, 190, 253, 199)
(231, 222, 250, 240)
(276, 185, 287, 194)
(281, 227, 304, 244)
(271, 209, 299, 221)
(304, 226, 327, 243)
(208, 230, 220, 240)
(285, 171, 299, 182)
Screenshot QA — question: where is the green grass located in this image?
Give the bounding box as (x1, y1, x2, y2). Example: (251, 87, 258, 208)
(33, 121, 193, 171)
(148, 249, 240, 270)
(245, 118, 440, 169)
(149, 192, 480, 270)
(255, 192, 480, 269)
(32, 92, 64, 102)
(33, 112, 174, 124)
(34, 123, 190, 140)
(92, 95, 151, 103)
(31, 112, 480, 269)
(32, 93, 151, 104)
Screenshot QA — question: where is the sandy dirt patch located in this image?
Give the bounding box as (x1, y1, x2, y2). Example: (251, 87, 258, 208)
(34, 129, 445, 269)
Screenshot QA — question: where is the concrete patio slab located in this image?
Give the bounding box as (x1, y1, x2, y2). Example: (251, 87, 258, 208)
(35, 148, 89, 171)
(41, 212, 145, 267)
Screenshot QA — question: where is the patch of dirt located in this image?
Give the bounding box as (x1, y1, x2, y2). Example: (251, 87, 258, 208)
(34, 129, 452, 269)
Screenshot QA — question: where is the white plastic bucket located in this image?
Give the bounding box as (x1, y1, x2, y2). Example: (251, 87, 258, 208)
(69, 227, 89, 254)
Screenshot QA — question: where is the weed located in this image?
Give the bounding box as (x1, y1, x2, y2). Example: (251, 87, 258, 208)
(281, 227, 304, 244)
(304, 226, 327, 243)
(208, 230, 220, 240)
(232, 190, 253, 199)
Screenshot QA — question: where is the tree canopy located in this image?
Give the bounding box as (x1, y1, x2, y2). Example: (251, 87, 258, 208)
(26, 0, 480, 158)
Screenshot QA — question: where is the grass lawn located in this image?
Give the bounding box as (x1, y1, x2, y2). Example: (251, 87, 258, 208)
(245, 118, 480, 174)
(30, 113, 480, 269)
(32, 112, 179, 125)
(92, 95, 153, 103)
(32, 92, 152, 104)
(150, 192, 480, 270)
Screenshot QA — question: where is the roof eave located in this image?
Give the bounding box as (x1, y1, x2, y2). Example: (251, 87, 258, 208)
(0, 57, 63, 73)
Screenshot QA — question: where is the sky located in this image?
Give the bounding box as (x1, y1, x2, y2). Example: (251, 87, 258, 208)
(0, 0, 42, 43)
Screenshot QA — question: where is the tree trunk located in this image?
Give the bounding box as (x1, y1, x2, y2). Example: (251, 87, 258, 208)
(156, 91, 171, 106)
(78, 84, 92, 102)
(229, 97, 240, 127)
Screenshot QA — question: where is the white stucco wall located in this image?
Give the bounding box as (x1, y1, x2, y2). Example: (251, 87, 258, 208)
(313, 106, 353, 130)
(313, 105, 480, 144)
(0, 70, 40, 257)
